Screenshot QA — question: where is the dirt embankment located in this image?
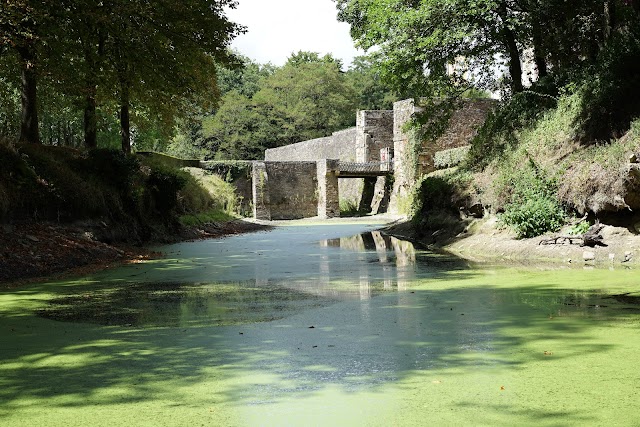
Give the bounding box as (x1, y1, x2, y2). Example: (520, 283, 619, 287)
(388, 216, 640, 267)
(0, 220, 269, 286)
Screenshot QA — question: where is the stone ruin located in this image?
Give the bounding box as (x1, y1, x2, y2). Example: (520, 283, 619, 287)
(252, 98, 495, 220)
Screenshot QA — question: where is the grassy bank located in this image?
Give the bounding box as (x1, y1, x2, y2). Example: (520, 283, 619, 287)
(409, 37, 640, 241)
(0, 141, 242, 243)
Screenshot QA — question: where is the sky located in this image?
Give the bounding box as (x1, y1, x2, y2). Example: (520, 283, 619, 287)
(225, 0, 364, 67)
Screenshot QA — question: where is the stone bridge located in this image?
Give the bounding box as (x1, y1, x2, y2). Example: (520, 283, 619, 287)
(252, 98, 495, 220)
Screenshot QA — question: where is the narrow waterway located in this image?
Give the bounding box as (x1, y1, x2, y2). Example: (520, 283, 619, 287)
(1, 222, 640, 426)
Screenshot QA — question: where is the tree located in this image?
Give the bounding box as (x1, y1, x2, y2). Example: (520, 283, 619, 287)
(200, 52, 361, 160)
(99, 0, 243, 153)
(346, 55, 397, 110)
(1, 0, 244, 152)
(0, 0, 52, 144)
(216, 54, 276, 98)
(255, 52, 357, 145)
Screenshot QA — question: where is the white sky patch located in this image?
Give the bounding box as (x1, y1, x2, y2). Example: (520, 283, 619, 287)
(226, 0, 364, 67)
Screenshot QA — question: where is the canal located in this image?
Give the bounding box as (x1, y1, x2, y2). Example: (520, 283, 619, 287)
(1, 222, 639, 425)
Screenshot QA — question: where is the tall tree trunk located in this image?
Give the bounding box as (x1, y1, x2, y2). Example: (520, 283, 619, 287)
(18, 46, 40, 144)
(82, 31, 104, 150)
(503, 26, 524, 93)
(531, 21, 548, 80)
(84, 87, 98, 149)
(120, 85, 131, 153)
(498, 2, 523, 93)
(604, 1, 617, 42)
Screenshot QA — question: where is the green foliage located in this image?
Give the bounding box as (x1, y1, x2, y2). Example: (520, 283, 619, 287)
(433, 146, 470, 170)
(216, 54, 276, 98)
(200, 161, 252, 182)
(570, 30, 640, 143)
(0, 0, 244, 150)
(147, 165, 188, 215)
(568, 221, 591, 236)
(501, 197, 566, 239)
(85, 149, 140, 194)
(179, 210, 235, 227)
(181, 168, 241, 216)
(497, 161, 566, 238)
(347, 55, 397, 110)
(469, 87, 559, 168)
(0, 144, 239, 238)
(339, 199, 363, 217)
(200, 52, 361, 160)
(408, 170, 472, 236)
(414, 176, 460, 219)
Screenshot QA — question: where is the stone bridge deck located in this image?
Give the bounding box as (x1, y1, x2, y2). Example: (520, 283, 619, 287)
(337, 161, 393, 178)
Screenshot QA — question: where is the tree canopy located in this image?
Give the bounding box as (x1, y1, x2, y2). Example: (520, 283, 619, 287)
(180, 51, 396, 160)
(334, 0, 640, 97)
(0, 0, 244, 151)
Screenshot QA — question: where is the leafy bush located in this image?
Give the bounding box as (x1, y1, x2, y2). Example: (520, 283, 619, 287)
(568, 220, 590, 236)
(85, 148, 140, 193)
(147, 165, 188, 215)
(200, 160, 253, 182)
(497, 160, 566, 238)
(571, 30, 640, 143)
(501, 197, 566, 238)
(469, 84, 559, 168)
(339, 199, 361, 216)
(413, 171, 472, 218)
(181, 167, 241, 216)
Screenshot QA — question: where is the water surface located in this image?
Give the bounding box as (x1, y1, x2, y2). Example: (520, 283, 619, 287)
(1, 223, 640, 426)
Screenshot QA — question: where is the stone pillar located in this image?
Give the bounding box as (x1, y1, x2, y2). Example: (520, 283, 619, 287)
(389, 99, 420, 214)
(355, 110, 367, 163)
(317, 159, 340, 218)
(252, 161, 270, 220)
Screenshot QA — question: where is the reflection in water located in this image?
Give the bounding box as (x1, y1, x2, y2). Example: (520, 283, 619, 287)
(38, 229, 463, 327)
(320, 231, 417, 296)
(7, 224, 640, 427)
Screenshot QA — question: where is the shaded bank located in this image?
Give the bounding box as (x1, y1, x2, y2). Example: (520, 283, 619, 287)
(0, 219, 268, 286)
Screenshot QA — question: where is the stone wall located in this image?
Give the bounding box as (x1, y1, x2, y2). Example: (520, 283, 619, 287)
(264, 128, 357, 162)
(356, 110, 394, 162)
(389, 98, 495, 213)
(252, 162, 269, 220)
(253, 161, 318, 220)
(257, 98, 493, 218)
(389, 99, 420, 213)
(417, 99, 495, 175)
(264, 126, 382, 212)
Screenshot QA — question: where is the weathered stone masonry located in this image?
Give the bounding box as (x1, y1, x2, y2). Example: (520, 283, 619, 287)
(252, 161, 318, 220)
(255, 99, 495, 219)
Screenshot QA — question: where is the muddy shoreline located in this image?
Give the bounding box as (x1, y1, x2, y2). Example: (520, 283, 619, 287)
(0, 219, 270, 287)
(385, 215, 640, 267)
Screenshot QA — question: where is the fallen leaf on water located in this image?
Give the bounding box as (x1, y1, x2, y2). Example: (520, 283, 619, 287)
(500, 386, 505, 391)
